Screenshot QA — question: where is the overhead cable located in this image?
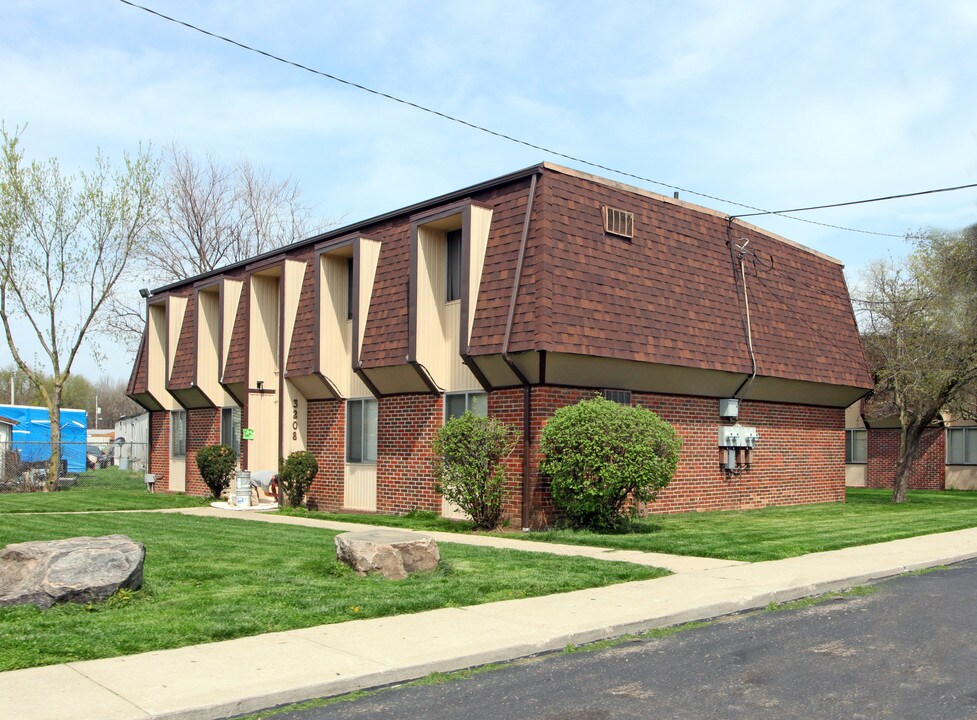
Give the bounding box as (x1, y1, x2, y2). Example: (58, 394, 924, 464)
(119, 0, 936, 239)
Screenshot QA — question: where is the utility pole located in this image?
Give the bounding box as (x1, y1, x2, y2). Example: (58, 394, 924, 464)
(94, 394, 98, 430)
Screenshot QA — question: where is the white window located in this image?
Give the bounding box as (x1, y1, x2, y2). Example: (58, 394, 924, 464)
(171, 410, 186, 457)
(445, 391, 487, 420)
(846, 428, 867, 464)
(947, 427, 977, 465)
(445, 229, 462, 302)
(347, 398, 378, 463)
(221, 406, 241, 458)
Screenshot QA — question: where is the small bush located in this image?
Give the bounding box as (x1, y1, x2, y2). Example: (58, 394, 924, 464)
(278, 451, 319, 508)
(432, 412, 517, 530)
(539, 396, 681, 530)
(195, 444, 237, 499)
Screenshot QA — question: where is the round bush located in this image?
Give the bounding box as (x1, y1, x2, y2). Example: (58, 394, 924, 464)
(195, 444, 237, 499)
(432, 412, 517, 530)
(278, 450, 319, 508)
(539, 396, 681, 530)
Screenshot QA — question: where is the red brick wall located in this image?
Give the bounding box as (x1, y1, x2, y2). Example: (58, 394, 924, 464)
(866, 427, 945, 490)
(376, 394, 442, 514)
(305, 399, 345, 511)
(185, 408, 221, 495)
(496, 387, 846, 523)
(158, 386, 849, 522)
(149, 411, 170, 488)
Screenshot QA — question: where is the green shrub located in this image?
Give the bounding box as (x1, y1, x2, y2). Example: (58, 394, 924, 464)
(432, 412, 517, 530)
(278, 451, 319, 508)
(195, 444, 237, 499)
(539, 396, 681, 530)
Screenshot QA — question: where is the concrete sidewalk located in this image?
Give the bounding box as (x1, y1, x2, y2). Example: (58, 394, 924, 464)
(5, 514, 977, 720)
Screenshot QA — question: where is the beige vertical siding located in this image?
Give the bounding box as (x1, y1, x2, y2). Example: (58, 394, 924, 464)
(356, 238, 382, 364)
(345, 320, 370, 397)
(167, 296, 188, 382)
(147, 303, 174, 409)
(221, 279, 243, 377)
(466, 206, 493, 341)
(197, 289, 224, 404)
(946, 466, 977, 490)
(845, 464, 867, 487)
(344, 463, 377, 511)
(281, 379, 307, 456)
(248, 272, 280, 472)
(169, 455, 186, 493)
(415, 225, 448, 388)
(319, 254, 351, 397)
(444, 301, 482, 392)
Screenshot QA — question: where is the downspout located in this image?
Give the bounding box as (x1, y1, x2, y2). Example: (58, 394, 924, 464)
(502, 173, 538, 532)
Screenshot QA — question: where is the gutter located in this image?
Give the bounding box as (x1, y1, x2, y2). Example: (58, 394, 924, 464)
(502, 172, 539, 532)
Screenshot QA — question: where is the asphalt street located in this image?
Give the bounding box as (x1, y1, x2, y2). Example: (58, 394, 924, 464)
(260, 559, 977, 720)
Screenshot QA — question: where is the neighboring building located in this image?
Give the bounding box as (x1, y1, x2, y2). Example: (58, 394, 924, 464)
(0, 415, 17, 481)
(0, 404, 88, 474)
(128, 163, 872, 526)
(845, 401, 977, 491)
(114, 412, 150, 471)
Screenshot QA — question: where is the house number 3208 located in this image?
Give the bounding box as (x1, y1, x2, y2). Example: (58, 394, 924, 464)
(292, 399, 299, 440)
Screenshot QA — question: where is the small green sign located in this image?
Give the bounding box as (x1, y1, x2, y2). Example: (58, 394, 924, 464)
(242, 428, 255, 441)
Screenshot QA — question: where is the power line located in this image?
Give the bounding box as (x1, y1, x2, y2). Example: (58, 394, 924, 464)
(118, 0, 905, 239)
(730, 182, 977, 219)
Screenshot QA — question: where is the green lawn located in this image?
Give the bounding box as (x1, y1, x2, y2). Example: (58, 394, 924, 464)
(0, 467, 210, 513)
(0, 512, 665, 671)
(501, 488, 977, 562)
(290, 489, 977, 563)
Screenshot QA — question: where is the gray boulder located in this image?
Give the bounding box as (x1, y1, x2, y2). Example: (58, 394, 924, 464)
(0, 535, 145, 609)
(335, 529, 439, 580)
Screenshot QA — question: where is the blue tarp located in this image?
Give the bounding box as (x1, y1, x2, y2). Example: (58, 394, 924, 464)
(1, 405, 88, 474)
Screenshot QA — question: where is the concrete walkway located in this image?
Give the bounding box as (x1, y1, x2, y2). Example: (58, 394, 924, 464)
(5, 509, 977, 720)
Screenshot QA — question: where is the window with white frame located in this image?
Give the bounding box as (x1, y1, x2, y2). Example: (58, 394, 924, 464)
(845, 428, 867, 464)
(947, 427, 977, 465)
(445, 391, 487, 420)
(346, 398, 378, 463)
(221, 406, 241, 458)
(171, 410, 187, 457)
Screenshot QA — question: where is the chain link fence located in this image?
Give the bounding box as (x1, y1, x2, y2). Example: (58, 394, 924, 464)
(0, 440, 150, 493)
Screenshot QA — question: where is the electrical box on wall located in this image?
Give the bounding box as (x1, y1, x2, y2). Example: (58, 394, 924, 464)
(719, 398, 739, 419)
(718, 425, 759, 448)
(718, 425, 759, 474)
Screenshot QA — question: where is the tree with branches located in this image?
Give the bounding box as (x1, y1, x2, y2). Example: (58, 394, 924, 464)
(0, 127, 159, 488)
(109, 144, 314, 347)
(857, 224, 977, 503)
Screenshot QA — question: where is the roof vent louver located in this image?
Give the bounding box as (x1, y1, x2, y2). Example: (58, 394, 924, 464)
(602, 206, 634, 239)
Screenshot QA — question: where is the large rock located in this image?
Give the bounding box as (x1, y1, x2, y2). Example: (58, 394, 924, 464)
(0, 535, 145, 609)
(335, 529, 439, 580)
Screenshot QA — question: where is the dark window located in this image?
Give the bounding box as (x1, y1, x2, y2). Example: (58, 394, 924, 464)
(602, 389, 632, 405)
(346, 257, 354, 320)
(845, 428, 867, 464)
(346, 398, 378, 463)
(947, 427, 977, 465)
(171, 410, 186, 457)
(445, 392, 487, 420)
(446, 229, 462, 302)
(221, 406, 241, 458)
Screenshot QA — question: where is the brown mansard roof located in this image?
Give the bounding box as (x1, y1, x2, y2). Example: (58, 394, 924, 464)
(137, 162, 872, 392)
(168, 295, 196, 390)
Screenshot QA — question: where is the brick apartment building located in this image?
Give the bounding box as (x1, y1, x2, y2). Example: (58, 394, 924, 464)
(128, 163, 873, 527)
(845, 402, 977, 491)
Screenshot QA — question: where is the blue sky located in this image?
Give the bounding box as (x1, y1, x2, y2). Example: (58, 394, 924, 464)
(1, 0, 976, 381)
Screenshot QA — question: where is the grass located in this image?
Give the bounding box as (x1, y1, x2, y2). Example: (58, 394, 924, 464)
(289, 488, 977, 563)
(0, 512, 666, 671)
(496, 488, 977, 562)
(0, 467, 210, 513)
(281, 506, 478, 533)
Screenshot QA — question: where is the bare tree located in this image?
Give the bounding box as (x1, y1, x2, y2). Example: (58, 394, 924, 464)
(858, 225, 977, 503)
(0, 127, 159, 488)
(109, 145, 313, 348)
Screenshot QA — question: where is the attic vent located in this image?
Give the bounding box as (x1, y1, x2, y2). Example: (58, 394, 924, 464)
(602, 206, 634, 239)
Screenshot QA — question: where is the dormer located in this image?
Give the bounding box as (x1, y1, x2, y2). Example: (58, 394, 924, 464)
(407, 200, 493, 393)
